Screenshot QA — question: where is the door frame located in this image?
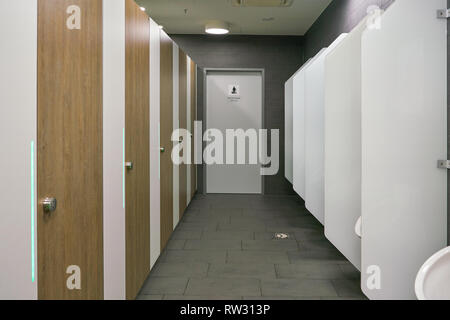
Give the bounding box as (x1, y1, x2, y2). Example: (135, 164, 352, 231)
(202, 68, 266, 195)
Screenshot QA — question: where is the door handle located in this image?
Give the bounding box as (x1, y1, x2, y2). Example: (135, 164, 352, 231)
(125, 162, 134, 170)
(41, 197, 57, 213)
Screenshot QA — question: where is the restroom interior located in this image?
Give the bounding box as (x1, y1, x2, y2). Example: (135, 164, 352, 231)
(0, 0, 449, 301)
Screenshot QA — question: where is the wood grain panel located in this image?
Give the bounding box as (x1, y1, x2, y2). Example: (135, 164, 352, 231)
(178, 50, 188, 216)
(190, 60, 197, 199)
(160, 32, 174, 250)
(37, 0, 103, 300)
(125, 0, 150, 300)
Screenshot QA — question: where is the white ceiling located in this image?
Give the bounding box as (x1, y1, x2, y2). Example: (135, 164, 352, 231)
(136, 0, 332, 36)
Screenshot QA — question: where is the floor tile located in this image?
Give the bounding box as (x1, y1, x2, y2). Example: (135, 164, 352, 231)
(242, 240, 299, 251)
(331, 279, 366, 298)
(166, 239, 186, 250)
(227, 250, 290, 264)
(208, 263, 276, 279)
(261, 279, 337, 297)
(171, 230, 203, 240)
(136, 295, 164, 300)
(186, 278, 261, 297)
(184, 239, 242, 250)
(275, 263, 345, 279)
(160, 250, 227, 263)
(202, 230, 254, 240)
(150, 262, 209, 278)
(140, 277, 189, 295)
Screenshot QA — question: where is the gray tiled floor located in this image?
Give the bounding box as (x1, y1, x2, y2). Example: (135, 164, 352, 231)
(137, 194, 366, 300)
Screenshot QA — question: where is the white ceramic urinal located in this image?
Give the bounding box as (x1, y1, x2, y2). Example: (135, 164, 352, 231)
(415, 247, 450, 300)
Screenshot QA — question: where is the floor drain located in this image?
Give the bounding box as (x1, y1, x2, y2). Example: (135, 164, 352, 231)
(274, 233, 290, 240)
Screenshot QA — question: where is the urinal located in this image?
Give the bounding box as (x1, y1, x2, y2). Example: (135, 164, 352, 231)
(354, 216, 362, 239)
(415, 246, 450, 300)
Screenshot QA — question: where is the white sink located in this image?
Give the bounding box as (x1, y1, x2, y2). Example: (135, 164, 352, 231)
(415, 246, 450, 300)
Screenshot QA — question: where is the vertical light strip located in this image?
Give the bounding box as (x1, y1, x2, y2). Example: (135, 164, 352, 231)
(123, 128, 125, 209)
(30, 141, 35, 283)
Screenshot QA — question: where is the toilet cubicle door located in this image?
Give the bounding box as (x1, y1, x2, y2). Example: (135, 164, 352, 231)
(304, 34, 346, 225)
(190, 60, 198, 199)
(361, 0, 447, 299)
(206, 71, 263, 194)
(324, 18, 369, 271)
(179, 50, 188, 216)
(160, 31, 174, 251)
(292, 57, 313, 200)
(37, 0, 103, 299)
(125, 0, 150, 300)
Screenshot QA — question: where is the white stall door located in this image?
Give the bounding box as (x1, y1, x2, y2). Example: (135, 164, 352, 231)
(304, 34, 347, 225)
(292, 57, 315, 200)
(206, 71, 263, 194)
(324, 17, 370, 271)
(361, 0, 447, 299)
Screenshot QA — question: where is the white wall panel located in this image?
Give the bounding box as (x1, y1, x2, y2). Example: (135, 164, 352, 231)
(149, 18, 161, 269)
(187, 56, 192, 204)
(103, 0, 126, 300)
(304, 34, 347, 225)
(172, 42, 180, 228)
(0, 0, 38, 300)
(284, 78, 293, 184)
(324, 18, 369, 271)
(292, 57, 315, 200)
(361, 0, 447, 299)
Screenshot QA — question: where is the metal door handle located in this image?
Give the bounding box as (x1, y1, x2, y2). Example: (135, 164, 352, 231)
(125, 162, 134, 170)
(41, 197, 57, 213)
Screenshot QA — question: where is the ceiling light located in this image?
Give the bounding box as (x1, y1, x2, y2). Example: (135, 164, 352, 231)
(140, 7, 146, 11)
(205, 21, 230, 35)
(159, 25, 164, 29)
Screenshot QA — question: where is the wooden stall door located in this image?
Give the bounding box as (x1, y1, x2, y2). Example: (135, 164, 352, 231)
(125, 0, 150, 300)
(160, 32, 174, 250)
(37, 0, 103, 300)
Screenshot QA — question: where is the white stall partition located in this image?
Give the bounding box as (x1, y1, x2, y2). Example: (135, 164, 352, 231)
(0, 0, 38, 300)
(323, 16, 373, 271)
(172, 41, 180, 229)
(292, 57, 316, 200)
(304, 34, 347, 225)
(103, 0, 126, 300)
(361, 0, 447, 299)
(285, 77, 294, 184)
(149, 18, 161, 269)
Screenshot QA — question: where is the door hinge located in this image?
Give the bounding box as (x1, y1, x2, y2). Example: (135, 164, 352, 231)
(437, 9, 450, 19)
(437, 160, 450, 169)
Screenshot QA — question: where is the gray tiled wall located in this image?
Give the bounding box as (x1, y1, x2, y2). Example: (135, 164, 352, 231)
(303, 0, 395, 61)
(171, 35, 304, 195)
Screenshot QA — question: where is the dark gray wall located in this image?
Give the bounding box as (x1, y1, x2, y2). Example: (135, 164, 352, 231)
(303, 0, 395, 61)
(171, 35, 304, 195)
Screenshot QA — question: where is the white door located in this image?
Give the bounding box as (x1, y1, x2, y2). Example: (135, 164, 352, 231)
(206, 71, 263, 194)
(361, 0, 447, 299)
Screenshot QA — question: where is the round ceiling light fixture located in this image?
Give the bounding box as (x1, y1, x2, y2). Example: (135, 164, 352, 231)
(205, 20, 230, 35)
